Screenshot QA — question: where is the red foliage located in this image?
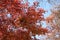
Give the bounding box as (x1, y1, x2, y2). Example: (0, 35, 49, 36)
(0, 0, 48, 40)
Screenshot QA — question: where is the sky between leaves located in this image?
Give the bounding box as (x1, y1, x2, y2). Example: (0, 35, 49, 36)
(28, 0, 52, 28)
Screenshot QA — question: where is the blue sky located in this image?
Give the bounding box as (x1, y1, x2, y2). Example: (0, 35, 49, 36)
(28, 0, 52, 28)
